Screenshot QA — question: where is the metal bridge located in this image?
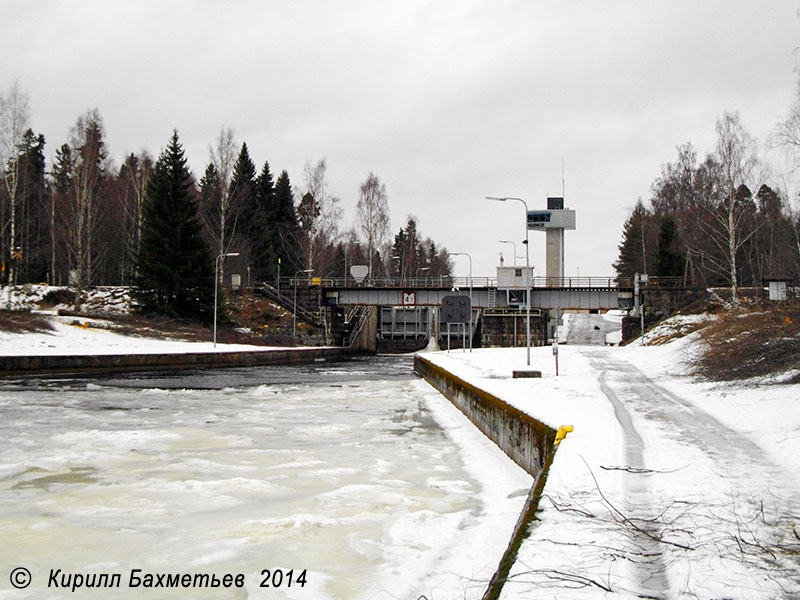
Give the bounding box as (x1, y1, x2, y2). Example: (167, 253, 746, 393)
(267, 275, 693, 349)
(318, 275, 639, 311)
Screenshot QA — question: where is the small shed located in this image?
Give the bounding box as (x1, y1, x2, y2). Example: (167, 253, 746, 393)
(763, 277, 791, 301)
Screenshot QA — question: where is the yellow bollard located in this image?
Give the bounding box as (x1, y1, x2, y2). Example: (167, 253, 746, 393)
(555, 424, 574, 445)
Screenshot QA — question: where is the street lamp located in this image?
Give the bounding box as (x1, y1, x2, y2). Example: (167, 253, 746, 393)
(293, 269, 314, 342)
(448, 252, 472, 352)
(487, 196, 531, 365)
(416, 266, 429, 284)
(498, 240, 517, 266)
(214, 252, 240, 347)
(390, 255, 401, 285)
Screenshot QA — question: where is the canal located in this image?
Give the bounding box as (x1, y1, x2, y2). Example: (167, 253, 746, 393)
(0, 355, 530, 599)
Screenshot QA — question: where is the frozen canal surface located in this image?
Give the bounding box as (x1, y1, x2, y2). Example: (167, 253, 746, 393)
(0, 356, 528, 599)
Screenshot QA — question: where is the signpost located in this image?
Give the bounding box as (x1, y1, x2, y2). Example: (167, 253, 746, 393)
(634, 272, 648, 342)
(552, 339, 559, 376)
(350, 265, 369, 283)
(440, 294, 472, 353)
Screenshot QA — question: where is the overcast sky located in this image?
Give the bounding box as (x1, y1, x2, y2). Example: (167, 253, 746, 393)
(2, 1, 799, 279)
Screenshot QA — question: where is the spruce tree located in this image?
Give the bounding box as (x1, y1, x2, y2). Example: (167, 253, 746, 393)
(198, 163, 222, 248)
(613, 200, 657, 279)
(253, 161, 277, 279)
(272, 170, 303, 274)
(231, 143, 267, 279)
(132, 131, 215, 322)
(230, 143, 257, 232)
(654, 214, 684, 277)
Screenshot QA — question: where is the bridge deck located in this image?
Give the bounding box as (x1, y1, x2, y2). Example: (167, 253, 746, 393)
(321, 282, 632, 311)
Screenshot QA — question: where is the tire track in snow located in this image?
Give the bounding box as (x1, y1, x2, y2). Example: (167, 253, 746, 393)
(584, 347, 800, 597)
(587, 353, 671, 598)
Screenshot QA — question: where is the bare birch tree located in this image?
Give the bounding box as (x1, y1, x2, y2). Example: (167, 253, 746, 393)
(205, 127, 238, 280)
(692, 112, 761, 307)
(356, 171, 390, 279)
(774, 77, 800, 172)
(300, 158, 343, 273)
(0, 81, 30, 285)
(63, 109, 109, 310)
(118, 151, 153, 283)
(714, 112, 759, 306)
(774, 78, 800, 271)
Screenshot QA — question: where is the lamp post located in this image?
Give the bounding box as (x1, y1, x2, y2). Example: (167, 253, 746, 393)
(214, 252, 240, 347)
(293, 269, 314, 342)
(448, 252, 472, 352)
(390, 255, 401, 285)
(498, 240, 517, 266)
(487, 196, 531, 365)
(416, 266, 429, 285)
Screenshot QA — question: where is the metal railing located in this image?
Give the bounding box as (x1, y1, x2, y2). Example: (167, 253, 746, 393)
(345, 305, 372, 347)
(287, 276, 631, 289)
(483, 306, 544, 317)
(254, 282, 322, 327)
(281, 275, 693, 290)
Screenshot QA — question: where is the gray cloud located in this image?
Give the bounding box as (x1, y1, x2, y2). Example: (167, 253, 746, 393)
(2, 0, 797, 278)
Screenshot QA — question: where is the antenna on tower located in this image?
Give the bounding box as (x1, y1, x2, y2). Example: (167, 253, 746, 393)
(561, 158, 566, 198)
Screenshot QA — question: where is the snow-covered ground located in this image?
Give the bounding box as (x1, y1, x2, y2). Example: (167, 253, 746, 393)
(421, 314, 800, 599)
(0, 284, 282, 356)
(0, 314, 277, 356)
(0, 285, 130, 314)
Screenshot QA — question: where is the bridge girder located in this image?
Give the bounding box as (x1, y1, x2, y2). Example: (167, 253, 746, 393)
(325, 286, 628, 311)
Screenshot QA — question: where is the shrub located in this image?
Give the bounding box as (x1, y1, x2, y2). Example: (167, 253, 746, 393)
(694, 303, 800, 382)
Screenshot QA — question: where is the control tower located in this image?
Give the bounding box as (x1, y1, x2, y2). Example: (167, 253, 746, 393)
(527, 197, 576, 282)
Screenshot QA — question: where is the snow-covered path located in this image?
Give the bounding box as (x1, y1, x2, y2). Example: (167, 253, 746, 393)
(584, 346, 800, 598)
(421, 325, 800, 599)
(564, 313, 620, 345)
(584, 350, 670, 598)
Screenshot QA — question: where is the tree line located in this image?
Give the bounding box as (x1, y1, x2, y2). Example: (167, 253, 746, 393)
(615, 86, 800, 306)
(0, 83, 453, 315)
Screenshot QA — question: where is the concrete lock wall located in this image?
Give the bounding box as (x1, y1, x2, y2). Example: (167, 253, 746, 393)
(0, 347, 349, 377)
(414, 354, 556, 477)
(413, 353, 562, 600)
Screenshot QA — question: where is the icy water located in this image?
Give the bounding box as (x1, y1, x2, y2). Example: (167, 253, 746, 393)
(0, 356, 497, 599)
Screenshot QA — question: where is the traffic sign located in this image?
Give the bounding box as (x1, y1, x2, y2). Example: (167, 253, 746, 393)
(441, 295, 471, 324)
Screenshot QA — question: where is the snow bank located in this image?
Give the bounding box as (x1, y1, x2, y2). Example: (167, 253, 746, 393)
(421, 317, 800, 599)
(0, 314, 277, 356)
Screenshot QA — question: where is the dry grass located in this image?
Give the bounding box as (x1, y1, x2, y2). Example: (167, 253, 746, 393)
(694, 302, 800, 383)
(100, 313, 295, 347)
(645, 317, 711, 346)
(0, 310, 56, 334)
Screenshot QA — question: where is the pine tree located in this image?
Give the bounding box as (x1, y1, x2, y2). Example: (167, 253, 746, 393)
(297, 191, 320, 268)
(15, 129, 48, 283)
(51, 144, 75, 285)
(132, 131, 215, 322)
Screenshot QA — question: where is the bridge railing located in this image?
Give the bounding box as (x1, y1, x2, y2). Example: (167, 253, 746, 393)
(300, 276, 634, 289)
(282, 275, 689, 289)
